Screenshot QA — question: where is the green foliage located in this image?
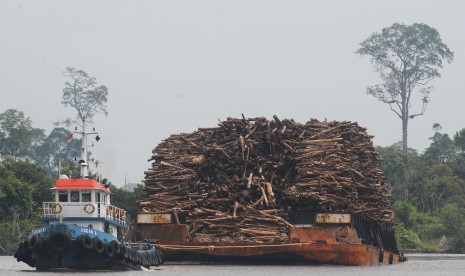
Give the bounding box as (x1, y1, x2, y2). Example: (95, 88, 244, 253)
(414, 214, 444, 241)
(0, 158, 51, 254)
(62, 67, 108, 123)
(356, 23, 453, 101)
(395, 224, 422, 250)
(109, 184, 144, 223)
(379, 123, 465, 252)
(60, 161, 81, 179)
(393, 201, 418, 227)
(33, 127, 81, 176)
(448, 238, 465, 253)
(454, 128, 465, 152)
(375, 143, 423, 200)
(440, 204, 465, 236)
(357, 23, 454, 153)
(0, 157, 53, 220)
(0, 109, 44, 160)
(423, 124, 458, 164)
(0, 220, 37, 254)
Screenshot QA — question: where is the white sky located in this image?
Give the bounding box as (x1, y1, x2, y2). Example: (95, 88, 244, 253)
(1, 0, 464, 186)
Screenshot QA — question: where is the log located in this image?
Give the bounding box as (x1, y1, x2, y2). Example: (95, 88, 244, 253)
(140, 116, 394, 245)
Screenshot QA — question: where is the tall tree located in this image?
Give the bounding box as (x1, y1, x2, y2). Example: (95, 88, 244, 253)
(0, 109, 44, 160)
(62, 67, 108, 124)
(356, 23, 453, 153)
(61, 67, 108, 178)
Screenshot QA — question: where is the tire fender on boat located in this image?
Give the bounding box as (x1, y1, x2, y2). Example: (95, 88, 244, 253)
(20, 240, 30, 254)
(78, 235, 93, 250)
(110, 240, 121, 257)
(93, 238, 105, 254)
(150, 251, 159, 266)
(121, 245, 130, 259)
(29, 236, 42, 251)
(141, 252, 147, 266)
(104, 243, 115, 258)
(134, 250, 143, 264)
(130, 248, 137, 263)
(49, 232, 71, 253)
(156, 250, 164, 265)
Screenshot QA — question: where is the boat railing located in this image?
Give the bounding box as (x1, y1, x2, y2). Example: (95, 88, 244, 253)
(43, 202, 127, 226)
(105, 204, 127, 226)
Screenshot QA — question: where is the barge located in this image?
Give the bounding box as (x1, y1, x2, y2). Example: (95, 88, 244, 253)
(128, 212, 405, 265)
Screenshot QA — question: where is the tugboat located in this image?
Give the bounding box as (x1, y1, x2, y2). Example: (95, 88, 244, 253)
(13, 119, 163, 270)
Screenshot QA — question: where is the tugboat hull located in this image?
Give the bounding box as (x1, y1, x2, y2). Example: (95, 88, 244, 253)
(14, 224, 163, 270)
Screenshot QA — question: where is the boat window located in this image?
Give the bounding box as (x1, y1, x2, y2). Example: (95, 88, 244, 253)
(82, 191, 91, 202)
(70, 191, 80, 202)
(58, 191, 68, 202)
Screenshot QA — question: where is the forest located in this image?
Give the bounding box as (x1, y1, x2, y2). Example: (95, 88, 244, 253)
(1, 108, 465, 254)
(379, 123, 465, 253)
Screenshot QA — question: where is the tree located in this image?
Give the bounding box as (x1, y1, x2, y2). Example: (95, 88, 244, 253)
(452, 129, 465, 179)
(62, 67, 108, 124)
(0, 158, 53, 254)
(61, 67, 108, 178)
(453, 128, 465, 152)
(0, 157, 53, 219)
(0, 109, 44, 160)
(33, 127, 81, 177)
(423, 123, 458, 165)
(376, 142, 423, 200)
(109, 184, 144, 222)
(356, 23, 453, 154)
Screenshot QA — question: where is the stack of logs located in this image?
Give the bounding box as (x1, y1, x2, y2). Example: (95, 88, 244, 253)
(141, 116, 393, 244)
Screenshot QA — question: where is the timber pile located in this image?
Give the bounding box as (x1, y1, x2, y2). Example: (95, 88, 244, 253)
(141, 116, 393, 244)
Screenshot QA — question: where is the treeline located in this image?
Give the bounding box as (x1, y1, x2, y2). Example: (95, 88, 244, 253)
(2, 107, 465, 254)
(379, 124, 465, 253)
(0, 109, 142, 255)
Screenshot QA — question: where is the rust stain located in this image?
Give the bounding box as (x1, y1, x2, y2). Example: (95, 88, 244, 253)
(136, 213, 172, 224)
(128, 224, 187, 244)
(315, 213, 351, 224)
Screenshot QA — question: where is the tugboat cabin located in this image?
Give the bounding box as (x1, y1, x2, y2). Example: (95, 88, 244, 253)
(43, 177, 126, 239)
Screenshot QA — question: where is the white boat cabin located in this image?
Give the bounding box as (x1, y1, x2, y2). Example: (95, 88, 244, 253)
(42, 177, 127, 238)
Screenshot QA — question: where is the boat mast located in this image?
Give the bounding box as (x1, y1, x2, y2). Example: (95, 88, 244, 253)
(78, 117, 98, 179)
(79, 117, 89, 178)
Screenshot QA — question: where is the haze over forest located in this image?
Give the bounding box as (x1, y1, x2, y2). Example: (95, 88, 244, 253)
(1, 0, 464, 185)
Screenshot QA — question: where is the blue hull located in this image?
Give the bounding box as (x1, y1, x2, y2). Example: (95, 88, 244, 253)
(14, 224, 163, 270)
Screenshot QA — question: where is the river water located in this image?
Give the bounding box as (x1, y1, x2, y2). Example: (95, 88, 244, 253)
(1, 254, 464, 276)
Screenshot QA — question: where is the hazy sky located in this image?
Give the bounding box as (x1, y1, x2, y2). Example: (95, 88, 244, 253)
(1, 0, 464, 186)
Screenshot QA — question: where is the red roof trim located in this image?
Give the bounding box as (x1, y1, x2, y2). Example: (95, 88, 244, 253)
(52, 179, 111, 193)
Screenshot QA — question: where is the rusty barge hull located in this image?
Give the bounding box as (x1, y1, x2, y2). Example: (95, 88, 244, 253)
(156, 243, 398, 266)
(127, 215, 404, 266)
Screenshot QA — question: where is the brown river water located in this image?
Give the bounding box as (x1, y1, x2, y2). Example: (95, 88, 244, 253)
(1, 254, 464, 276)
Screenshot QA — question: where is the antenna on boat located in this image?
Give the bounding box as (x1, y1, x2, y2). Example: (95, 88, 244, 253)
(77, 117, 98, 179)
